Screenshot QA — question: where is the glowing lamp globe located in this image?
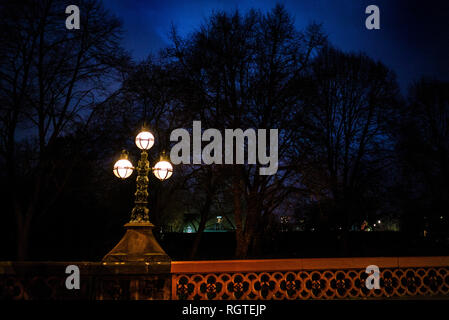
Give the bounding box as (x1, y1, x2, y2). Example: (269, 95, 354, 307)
(153, 160, 173, 180)
(113, 150, 134, 179)
(135, 131, 154, 150)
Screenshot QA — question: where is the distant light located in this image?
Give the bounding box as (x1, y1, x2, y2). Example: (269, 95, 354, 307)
(185, 226, 193, 233)
(281, 216, 289, 223)
(378, 220, 381, 224)
(373, 224, 377, 227)
(441, 216, 444, 220)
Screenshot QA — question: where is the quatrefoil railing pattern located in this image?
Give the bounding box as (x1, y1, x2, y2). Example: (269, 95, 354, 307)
(1, 257, 448, 300)
(172, 259, 449, 300)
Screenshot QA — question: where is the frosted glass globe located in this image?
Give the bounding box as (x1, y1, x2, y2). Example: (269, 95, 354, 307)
(153, 160, 173, 180)
(113, 159, 133, 179)
(135, 131, 155, 150)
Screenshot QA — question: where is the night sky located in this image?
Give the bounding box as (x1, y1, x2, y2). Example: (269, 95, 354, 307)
(102, 0, 448, 94)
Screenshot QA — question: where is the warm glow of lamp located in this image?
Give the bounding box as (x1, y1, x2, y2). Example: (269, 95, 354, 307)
(153, 160, 173, 180)
(113, 150, 134, 179)
(135, 131, 155, 150)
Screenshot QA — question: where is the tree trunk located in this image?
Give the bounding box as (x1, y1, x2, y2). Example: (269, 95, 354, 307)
(189, 190, 214, 259)
(188, 214, 207, 259)
(235, 233, 250, 258)
(16, 212, 32, 261)
(233, 169, 246, 258)
(188, 170, 217, 259)
(235, 196, 259, 258)
(16, 226, 29, 261)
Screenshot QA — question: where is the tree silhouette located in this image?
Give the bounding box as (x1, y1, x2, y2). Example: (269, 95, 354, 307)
(166, 5, 326, 257)
(299, 46, 401, 237)
(0, 0, 127, 259)
(396, 79, 449, 236)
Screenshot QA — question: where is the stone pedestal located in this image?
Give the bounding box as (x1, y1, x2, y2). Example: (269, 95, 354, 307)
(102, 222, 170, 265)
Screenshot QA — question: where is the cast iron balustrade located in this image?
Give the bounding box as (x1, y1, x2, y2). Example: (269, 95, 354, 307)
(1, 257, 448, 300)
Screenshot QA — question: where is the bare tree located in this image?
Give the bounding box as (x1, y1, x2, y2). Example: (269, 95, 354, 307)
(166, 5, 326, 257)
(300, 46, 400, 235)
(0, 0, 127, 259)
(396, 79, 449, 234)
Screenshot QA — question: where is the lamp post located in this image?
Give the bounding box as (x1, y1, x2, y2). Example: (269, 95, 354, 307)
(102, 128, 173, 264)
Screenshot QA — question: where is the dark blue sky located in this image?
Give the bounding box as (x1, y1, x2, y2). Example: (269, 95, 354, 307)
(102, 0, 448, 94)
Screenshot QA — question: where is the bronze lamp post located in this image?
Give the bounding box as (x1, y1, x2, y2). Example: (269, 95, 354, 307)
(103, 129, 173, 263)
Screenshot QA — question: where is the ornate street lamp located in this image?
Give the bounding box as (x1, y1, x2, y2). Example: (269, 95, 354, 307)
(103, 128, 173, 264)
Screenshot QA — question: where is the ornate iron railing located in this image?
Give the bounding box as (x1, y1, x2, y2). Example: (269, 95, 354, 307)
(171, 257, 449, 300)
(1, 257, 448, 299)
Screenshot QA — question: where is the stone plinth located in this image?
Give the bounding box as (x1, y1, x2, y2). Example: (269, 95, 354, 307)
(102, 222, 171, 265)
